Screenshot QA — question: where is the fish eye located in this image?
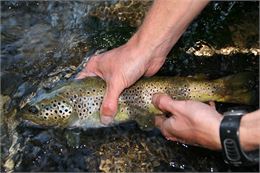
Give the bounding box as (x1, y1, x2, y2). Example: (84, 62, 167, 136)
(28, 106, 39, 114)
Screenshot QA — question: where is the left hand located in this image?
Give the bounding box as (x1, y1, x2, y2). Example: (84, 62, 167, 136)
(76, 42, 166, 124)
(152, 93, 223, 150)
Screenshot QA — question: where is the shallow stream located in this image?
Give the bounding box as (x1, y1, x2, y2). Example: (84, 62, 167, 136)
(1, 1, 259, 172)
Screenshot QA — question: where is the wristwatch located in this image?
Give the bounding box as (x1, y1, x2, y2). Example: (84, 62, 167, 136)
(220, 109, 259, 166)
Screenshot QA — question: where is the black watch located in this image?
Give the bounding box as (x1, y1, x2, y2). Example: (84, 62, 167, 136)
(220, 110, 259, 166)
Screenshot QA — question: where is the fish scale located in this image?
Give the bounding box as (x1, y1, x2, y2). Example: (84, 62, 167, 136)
(21, 73, 256, 129)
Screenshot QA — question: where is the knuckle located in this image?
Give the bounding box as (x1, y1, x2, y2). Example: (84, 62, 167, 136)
(101, 102, 116, 116)
(155, 94, 165, 107)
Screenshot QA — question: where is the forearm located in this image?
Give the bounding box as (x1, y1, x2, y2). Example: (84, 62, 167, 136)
(240, 109, 260, 151)
(128, 0, 209, 57)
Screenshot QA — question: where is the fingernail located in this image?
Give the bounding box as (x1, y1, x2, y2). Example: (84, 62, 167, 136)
(101, 115, 113, 125)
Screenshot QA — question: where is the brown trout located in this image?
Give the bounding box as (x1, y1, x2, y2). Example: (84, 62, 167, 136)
(20, 73, 256, 128)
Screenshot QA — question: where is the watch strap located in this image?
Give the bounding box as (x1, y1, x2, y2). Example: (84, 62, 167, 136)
(220, 115, 243, 165)
(219, 114, 259, 166)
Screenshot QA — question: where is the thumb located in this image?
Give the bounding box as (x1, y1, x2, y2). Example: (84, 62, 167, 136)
(76, 67, 96, 79)
(100, 81, 123, 125)
(76, 56, 98, 79)
(152, 93, 188, 116)
(152, 93, 176, 114)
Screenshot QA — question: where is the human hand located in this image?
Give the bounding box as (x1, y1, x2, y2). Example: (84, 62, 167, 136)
(152, 93, 223, 150)
(76, 41, 166, 124)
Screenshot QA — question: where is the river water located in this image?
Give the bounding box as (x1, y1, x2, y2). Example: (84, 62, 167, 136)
(1, 1, 259, 172)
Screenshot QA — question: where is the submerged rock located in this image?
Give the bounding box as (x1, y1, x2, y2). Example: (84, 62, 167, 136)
(0, 1, 259, 172)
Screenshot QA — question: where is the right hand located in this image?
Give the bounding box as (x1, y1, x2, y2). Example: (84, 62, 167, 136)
(76, 42, 166, 124)
(152, 93, 223, 150)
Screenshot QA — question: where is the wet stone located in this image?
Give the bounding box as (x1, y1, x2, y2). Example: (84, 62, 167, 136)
(30, 131, 51, 146)
(1, 1, 259, 172)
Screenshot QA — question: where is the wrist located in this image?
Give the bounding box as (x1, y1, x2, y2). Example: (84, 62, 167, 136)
(126, 31, 171, 59)
(209, 114, 223, 150)
(195, 112, 223, 150)
(239, 111, 260, 151)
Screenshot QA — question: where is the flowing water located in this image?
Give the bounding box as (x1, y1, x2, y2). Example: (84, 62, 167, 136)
(0, 1, 259, 172)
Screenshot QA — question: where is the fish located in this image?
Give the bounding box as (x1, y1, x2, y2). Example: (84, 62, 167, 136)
(20, 72, 256, 129)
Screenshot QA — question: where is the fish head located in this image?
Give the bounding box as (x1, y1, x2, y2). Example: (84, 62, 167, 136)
(20, 90, 76, 127)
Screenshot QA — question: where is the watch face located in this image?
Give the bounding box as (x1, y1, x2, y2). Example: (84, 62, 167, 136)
(223, 110, 247, 116)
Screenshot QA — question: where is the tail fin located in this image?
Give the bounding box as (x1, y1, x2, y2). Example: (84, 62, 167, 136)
(215, 72, 258, 105)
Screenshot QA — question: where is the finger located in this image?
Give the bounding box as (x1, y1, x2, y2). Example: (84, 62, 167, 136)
(76, 67, 96, 79)
(152, 94, 193, 117)
(100, 82, 123, 125)
(152, 93, 175, 113)
(76, 56, 98, 79)
(155, 116, 178, 141)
